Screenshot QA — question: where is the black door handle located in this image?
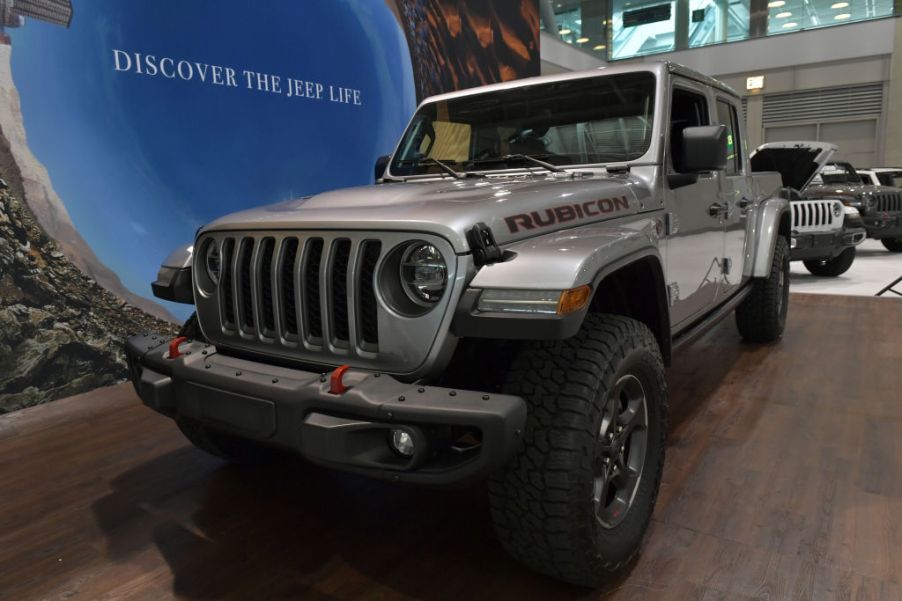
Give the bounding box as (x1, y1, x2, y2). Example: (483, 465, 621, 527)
(738, 197, 752, 209)
(708, 202, 727, 217)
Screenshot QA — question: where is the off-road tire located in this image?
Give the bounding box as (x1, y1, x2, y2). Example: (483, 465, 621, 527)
(881, 237, 902, 252)
(803, 246, 855, 277)
(736, 236, 790, 343)
(488, 314, 667, 587)
(178, 312, 205, 342)
(176, 418, 280, 466)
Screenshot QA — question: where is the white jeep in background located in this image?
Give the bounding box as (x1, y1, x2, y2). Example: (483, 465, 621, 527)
(751, 142, 866, 277)
(857, 167, 902, 188)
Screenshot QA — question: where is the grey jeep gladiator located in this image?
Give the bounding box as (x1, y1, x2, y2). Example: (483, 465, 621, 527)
(127, 62, 794, 586)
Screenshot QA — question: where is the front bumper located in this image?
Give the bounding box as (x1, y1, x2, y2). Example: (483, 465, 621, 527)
(124, 334, 526, 485)
(790, 227, 866, 261)
(862, 213, 902, 239)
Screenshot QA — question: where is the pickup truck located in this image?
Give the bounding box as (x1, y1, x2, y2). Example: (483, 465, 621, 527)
(805, 161, 902, 252)
(751, 142, 865, 276)
(127, 62, 796, 586)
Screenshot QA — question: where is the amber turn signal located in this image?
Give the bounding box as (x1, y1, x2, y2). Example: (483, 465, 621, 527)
(557, 285, 591, 315)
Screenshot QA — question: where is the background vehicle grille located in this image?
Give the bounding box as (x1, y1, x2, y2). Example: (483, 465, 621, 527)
(791, 200, 841, 232)
(875, 191, 902, 213)
(209, 234, 382, 354)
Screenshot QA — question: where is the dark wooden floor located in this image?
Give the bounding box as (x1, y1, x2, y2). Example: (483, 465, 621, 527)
(2, 293, 901, 601)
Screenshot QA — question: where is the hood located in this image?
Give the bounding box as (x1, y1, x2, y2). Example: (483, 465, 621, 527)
(201, 173, 652, 252)
(750, 141, 836, 192)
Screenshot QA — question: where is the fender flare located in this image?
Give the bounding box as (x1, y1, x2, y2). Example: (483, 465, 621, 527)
(152, 243, 194, 304)
(751, 196, 790, 278)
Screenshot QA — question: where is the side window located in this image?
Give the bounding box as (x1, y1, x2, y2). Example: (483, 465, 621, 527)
(716, 100, 741, 175)
(670, 88, 709, 173)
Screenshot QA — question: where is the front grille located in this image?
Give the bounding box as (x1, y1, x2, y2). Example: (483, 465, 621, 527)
(875, 191, 902, 213)
(208, 234, 382, 353)
(792, 200, 840, 232)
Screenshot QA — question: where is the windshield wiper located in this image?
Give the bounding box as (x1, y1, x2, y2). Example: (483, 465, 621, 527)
(467, 154, 567, 174)
(395, 157, 483, 180)
(423, 157, 474, 180)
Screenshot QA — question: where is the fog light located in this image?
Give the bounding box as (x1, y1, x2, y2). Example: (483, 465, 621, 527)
(390, 429, 416, 457)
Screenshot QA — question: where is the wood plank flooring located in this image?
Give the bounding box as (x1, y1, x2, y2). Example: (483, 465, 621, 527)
(1, 293, 900, 600)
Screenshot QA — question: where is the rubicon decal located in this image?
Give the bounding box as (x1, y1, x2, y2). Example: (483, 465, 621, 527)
(504, 196, 631, 233)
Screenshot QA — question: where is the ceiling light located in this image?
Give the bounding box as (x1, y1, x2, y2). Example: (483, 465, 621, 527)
(767, 0, 785, 6)
(776, 11, 792, 17)
(559, 27, 572, 34)
(834, 12, 851, 18)
(594, 44, 607, 50)
(782, 21, 798, 27)
(577, 37, 589, 43)
(831, 2, 849, 7)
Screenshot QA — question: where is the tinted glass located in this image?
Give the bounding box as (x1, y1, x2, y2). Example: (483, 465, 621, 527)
(390, 73, 656, 177)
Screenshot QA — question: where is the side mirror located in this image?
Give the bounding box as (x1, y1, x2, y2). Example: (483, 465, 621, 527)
(681, 125, 728, 172)
(374, 155, 391, 182)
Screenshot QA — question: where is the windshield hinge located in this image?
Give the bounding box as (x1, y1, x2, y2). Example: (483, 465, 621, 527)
(605, 164, 631, 175)
(466, 223, 503, 267)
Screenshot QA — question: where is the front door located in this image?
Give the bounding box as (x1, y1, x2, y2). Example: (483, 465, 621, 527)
(665, 84, 725, 330)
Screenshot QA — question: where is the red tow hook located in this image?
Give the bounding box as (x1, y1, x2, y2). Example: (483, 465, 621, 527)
(329, 364, 351, 394)
(168, 336, 188, 359)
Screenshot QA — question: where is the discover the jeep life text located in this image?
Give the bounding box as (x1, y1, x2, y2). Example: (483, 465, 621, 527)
(128, 63, 796, 586)
(750, 142, 866, 277)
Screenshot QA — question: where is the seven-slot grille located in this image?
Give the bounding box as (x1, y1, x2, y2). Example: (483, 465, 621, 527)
(211, 234, 382, 353)
(791, 200, 841, 233)
(874, 191, 902, 213)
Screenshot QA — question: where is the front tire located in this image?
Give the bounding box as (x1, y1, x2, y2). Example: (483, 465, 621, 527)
(488, 314, 667, 587)
(881, 238, 902, 252)
(803, 246, 855, 277)
(736, 236, 790, 343)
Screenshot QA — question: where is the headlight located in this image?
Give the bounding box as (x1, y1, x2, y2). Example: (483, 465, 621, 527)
(399, 242, 446, 306)
(204, 240, 221, 285)
(832, 203, 842, 218)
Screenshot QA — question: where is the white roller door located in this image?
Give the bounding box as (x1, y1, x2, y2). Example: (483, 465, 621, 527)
(761, 83, 883, 166)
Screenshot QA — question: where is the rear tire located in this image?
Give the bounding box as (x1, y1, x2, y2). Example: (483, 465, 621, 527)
(488, 314, 667, 587)
(803, 246, 855, 277)
(736, 236, 790, 343)
(881, 238, 902, 252)
(177, 418, 279, 466)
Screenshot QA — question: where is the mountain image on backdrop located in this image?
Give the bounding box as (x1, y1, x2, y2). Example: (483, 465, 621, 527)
(0, 42, 175, 413)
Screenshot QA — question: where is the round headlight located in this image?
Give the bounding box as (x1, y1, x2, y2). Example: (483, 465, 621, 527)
(832, 203, 842, 218)
(205, 241, 221, 285)
(399, 242, 446, 306)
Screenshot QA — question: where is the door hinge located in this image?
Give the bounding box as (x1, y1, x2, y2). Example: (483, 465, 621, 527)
(666, 282, 680, 306)
(721, 257, 732, 276)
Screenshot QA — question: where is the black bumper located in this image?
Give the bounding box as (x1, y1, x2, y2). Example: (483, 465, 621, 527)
(790, 227, 865, 261)
(863, 213, 902, 239)
(124, 334, 526, 485)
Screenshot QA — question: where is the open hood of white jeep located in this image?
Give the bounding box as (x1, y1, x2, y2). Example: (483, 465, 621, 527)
(750, 141, 837, 193)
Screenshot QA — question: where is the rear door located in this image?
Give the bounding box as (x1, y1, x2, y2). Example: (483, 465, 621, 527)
(715, 97, 752, 300)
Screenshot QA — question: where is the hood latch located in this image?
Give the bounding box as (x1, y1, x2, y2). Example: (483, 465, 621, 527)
(467, 223, 503, 267)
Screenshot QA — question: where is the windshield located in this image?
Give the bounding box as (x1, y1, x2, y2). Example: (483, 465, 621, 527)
(389, 72, 656, 178)
(818, 163, 861, 185)
(877, 171, 902, 187)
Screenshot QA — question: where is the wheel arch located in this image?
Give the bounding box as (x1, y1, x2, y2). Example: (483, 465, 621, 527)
(588, 251, 672, 366)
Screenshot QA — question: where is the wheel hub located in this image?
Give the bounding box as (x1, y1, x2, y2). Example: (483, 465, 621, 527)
(593, 373, 649, 529)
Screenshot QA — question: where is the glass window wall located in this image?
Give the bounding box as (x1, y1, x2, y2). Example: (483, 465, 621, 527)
(540, 0, 897, 61)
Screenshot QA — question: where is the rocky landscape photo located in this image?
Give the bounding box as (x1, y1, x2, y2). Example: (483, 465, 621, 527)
(0, 160, 175, 413)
